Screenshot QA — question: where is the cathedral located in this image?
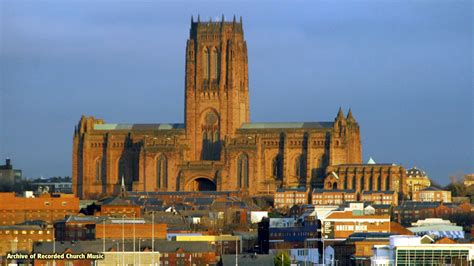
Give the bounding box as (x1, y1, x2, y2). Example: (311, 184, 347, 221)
(72, 16, 364, 199)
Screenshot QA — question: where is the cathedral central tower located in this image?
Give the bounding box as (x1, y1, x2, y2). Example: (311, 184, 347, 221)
(185, 16, 250, 161)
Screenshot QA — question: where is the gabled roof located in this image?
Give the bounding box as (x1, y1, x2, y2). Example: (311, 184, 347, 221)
(99, 196, 134, 206)
(396, 201, 441, 210)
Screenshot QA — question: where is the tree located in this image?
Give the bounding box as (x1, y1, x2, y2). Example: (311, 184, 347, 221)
(274, 251, 291, 266)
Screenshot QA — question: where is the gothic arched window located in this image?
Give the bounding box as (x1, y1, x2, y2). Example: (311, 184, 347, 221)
(237, 153, 249, 189)
(157, 155, 168, 189)
(95, 158, 102, 182)
(211, 48, 219, 80)
(295, 155, 306, 181)
(272, 155, 282, 179)
(360, 177, 365, 191)
(385, 176, 390, 191)
(377, 175, 381, 191)
(351, 176, 356, 190)
(203, 48, 210, 80)
(369, 177, 373, 191)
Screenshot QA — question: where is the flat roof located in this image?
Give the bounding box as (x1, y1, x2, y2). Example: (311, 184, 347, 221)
(239, 122, 333, 130)
(94, 123, 184, 131)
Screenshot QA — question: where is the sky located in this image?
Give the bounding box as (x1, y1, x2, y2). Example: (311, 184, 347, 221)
(0, 0, 472, 185)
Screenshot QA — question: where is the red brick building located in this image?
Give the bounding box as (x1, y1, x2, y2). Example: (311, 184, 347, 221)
(412, 187, 452, 203)
(95, 220, 167, 240)
(324, 163, 407, 196)
(0, 192, 80, 225)
(322, 210, 391, 241)
(274, 188, 310, 208)
(311, 189, 357, 205)
(0, 225, 53, 256)
(73, 17, 362, 199)
(360, 191, 398, 205)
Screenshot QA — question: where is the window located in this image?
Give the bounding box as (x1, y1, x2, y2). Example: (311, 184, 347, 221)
(237, 153, 249, 189)
(95, 158, 102, 181)
(295, 155, 306, 181)
(203, 48, 210, 80)
(156, 155, 168, 189)
(211, 48, 219, 80)
(272, 155, 282, 179)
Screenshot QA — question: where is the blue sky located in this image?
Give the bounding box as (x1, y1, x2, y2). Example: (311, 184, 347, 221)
(1, 0, 472, 184)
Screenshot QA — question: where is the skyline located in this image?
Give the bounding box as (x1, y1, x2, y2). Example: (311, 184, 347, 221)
(1, 1, 472, 185)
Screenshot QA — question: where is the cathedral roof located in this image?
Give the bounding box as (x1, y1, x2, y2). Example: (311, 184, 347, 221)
(406, 166, 427, 178)
(94, 123, 184, 131)
(239, 122, 333, 130)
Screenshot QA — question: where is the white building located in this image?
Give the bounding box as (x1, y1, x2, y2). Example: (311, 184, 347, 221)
(372, 235, 474, 265)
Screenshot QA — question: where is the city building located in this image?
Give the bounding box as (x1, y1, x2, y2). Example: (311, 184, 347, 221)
(324, 162, 408, 198)
(31, 240, 218, 266)
(30, 177, 73, 194)
(412, 186, 452, 203)
(405, 166, 431, 198)
(311, 189, 357, 205)
(407, 218, 464, 240)
(0, 224, 53, 257)
(321, 209, 391, 242)
(463, 174, 474, 187)
(332, 232, 393, 266)
(54, 216, 167, 242)
(372, 235, 474, 265)
(221, 254, 274, 266)
(73, 16, 363, 199)
(0, 158, 22, 187)
(173, 234, 241, 255)
(274, 188, 309, 208)
(0, 192, 80, 225)
(258, 217, 319, 255)
(360, 191, 398, 205)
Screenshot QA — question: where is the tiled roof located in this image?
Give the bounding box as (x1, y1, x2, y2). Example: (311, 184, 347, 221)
(277, 187, 307, 192)
(312, 189, 356, 193)
(362, 191, 395, 195)
(0, 225, 43, 230)
(33, 240, 213, 253)
(396, 201, 441, 210)
(100, 196, 134, 206)
(325, 211, 389, 220)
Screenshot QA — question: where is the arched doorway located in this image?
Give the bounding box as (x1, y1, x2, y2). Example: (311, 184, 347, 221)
(189, 177, 217, 191)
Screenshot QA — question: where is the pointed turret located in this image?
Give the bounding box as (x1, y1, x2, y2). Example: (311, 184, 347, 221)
(191, 15, 193, 23)
(347, 108, 355, 122)
(367, 157, 376, 164)
(197, 14, 200, 22)
(120, 175, 126, 198)
(336, 107, 344, 121)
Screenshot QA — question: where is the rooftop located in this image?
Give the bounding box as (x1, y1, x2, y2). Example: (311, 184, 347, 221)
(239, 122, 333, 130)
(93, 123, 184, 131)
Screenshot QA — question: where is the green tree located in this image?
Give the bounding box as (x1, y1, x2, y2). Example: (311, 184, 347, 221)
(274, 251, 291, 266)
